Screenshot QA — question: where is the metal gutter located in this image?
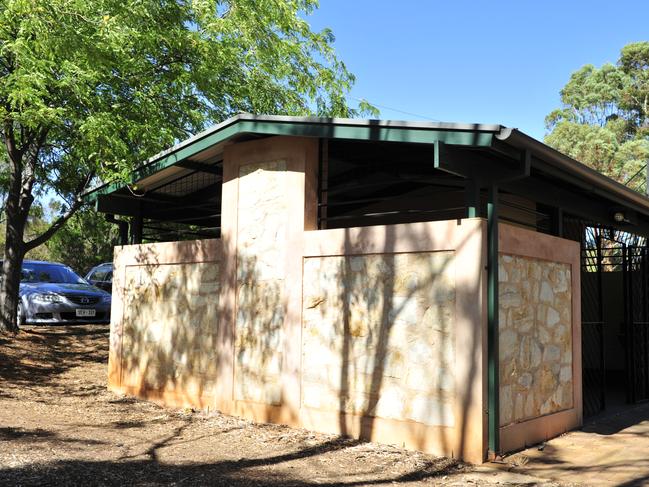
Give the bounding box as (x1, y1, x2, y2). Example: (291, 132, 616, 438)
(496, 128, 649, 216)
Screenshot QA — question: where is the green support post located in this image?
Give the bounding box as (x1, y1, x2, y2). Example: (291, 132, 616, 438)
(465, 177, 480, 218)
(487, 184, 500, 457)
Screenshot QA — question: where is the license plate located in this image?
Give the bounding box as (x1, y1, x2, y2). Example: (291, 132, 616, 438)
(76, 309, 96, 317)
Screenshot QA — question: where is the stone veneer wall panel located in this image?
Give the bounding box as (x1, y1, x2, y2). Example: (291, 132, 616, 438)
(219, 136, 319, 424)
(498, 255, 573, 426)
(121, 262, 220, 394)
(497, 224, 581, 454)
(302, 252, 456, 427)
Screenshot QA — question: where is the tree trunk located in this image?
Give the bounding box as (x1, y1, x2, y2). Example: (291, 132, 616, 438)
(0, 124, 44, 334)
(0, 204, 27, 334)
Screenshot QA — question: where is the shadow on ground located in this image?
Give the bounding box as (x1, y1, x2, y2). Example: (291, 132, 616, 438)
(507, 402, 649, 487)
(0, 423, 459, 486)
(0, 325, 470, 487)
(0, 451, 456, 487)
(0, 324, 108, 396)
(583, 402, 649, 435)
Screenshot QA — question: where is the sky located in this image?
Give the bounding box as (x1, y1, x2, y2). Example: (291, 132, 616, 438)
(307, 0, 649, 140)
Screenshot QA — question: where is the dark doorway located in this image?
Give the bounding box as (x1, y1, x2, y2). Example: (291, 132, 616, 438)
(571, 221, 649, 419)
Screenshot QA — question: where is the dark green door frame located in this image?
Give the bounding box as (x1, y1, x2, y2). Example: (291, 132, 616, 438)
(487, 184, 499, 457)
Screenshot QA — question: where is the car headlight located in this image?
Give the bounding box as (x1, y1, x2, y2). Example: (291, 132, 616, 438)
(32, 293, 63, 303)
(102, 294, 112, 303)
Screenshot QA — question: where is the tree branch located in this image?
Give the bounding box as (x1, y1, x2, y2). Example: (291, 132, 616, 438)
(16, 127, 48, 219)
(24, 171, 95, 251)
(3, 120, 23, 166)
(2, 120, 28, 232)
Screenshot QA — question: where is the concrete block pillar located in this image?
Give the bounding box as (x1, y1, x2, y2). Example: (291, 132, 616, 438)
(219, 136, 318, 418)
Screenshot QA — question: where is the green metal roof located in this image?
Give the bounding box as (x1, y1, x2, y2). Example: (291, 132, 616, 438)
(84, 114, 649, 234)
(83, 114, 504, 202)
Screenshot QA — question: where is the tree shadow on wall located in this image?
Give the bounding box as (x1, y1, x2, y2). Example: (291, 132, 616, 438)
(117, 218, 483, 463)
(233, 253, 287, 413)
(302, 221, 483, 460)
(119, 240, 224, 408)
(119, 239, 287, 421)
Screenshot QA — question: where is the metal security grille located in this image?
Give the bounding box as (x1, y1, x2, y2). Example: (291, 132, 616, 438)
(317, 139, 466, 229)
(625, 246, 649, 403)
(577, 225, 607, 418)
(596, 231, 649, 405)
(564, 214, 649, 416)
(138, 161, 223, 242)
(581, 320, 605, 417)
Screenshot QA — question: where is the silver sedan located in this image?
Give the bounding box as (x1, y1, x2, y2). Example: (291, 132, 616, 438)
(17, 260, 111, 325)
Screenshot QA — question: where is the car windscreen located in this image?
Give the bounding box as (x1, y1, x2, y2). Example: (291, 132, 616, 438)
(90, 266, 111, 282)
(21, 264, 86, 284)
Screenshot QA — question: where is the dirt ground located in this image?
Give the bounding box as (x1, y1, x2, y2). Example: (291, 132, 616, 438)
(0, 325, 563, 486)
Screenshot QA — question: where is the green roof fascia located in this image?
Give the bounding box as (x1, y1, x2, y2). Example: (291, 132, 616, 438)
(85, 118, 496, 202)
(239, 120, 496, 146)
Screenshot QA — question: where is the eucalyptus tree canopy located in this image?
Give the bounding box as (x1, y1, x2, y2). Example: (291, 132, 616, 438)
(545, 42, 649, 191)
(0, 0, 374, 333)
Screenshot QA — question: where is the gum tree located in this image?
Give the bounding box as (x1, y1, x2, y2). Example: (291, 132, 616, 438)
(545, 42, 649, 190)
(0, 0, 374, 333)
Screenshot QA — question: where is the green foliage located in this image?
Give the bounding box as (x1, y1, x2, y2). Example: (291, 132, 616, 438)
(0, 0, 374, 262)
(0, 203, 55, 261)
(1, 0, 373, 195)
(45, 207, 118, 274)
(23, 204, 53, 262)
(545, 42, 649, 191)
(0, 0, 376, 331)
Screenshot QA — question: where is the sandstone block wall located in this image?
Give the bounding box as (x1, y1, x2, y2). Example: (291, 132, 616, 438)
(234, 160, 289, 405)
(120, 261, 220, 398)
(302, 252, 456, 427)
(498, 255, 573, 426)
(109, 135, 488, 462)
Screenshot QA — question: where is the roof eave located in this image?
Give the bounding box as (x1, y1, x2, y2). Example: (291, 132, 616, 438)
(83, 115, 504, 202)
(497, 128, 649, 216)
